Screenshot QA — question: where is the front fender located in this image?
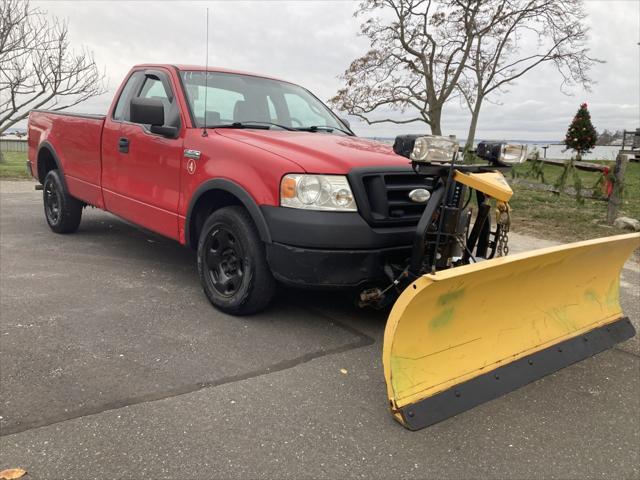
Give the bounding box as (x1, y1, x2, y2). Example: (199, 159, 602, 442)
(185, 178, 272, 247)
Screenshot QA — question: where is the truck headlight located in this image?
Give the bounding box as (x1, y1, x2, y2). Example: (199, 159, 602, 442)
(393, 135, 459, 163)
(280, 174, 357, 211)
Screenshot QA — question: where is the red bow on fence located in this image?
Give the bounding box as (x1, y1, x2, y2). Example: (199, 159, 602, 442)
(602, 167, 614, 198)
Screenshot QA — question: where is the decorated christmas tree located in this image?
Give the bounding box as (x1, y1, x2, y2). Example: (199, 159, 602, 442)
(564, 103, 597, 160)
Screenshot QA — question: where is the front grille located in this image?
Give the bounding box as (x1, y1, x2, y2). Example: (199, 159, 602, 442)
(349, 168, 436, 227)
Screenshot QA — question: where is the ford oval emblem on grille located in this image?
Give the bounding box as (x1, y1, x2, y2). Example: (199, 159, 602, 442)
(408, 188, 430, 203)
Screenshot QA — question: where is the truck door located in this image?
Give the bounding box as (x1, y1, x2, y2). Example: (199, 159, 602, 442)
(102, 69, 183, 240)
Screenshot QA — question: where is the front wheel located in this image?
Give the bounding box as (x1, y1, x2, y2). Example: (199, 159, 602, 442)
(197, 206, 276, 315)
(43, 169, 83, 233)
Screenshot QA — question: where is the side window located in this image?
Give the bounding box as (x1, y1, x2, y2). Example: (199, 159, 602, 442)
(134, 74, 180, 128)
(283, 93, 327, 126)
(140, 78, 170, 102)
(113, 72, 142, 121)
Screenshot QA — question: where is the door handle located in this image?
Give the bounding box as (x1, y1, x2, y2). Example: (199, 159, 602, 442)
(118, 137, 130, 153)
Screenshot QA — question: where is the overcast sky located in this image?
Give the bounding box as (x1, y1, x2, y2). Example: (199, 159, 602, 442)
(30, 0, 640, 141)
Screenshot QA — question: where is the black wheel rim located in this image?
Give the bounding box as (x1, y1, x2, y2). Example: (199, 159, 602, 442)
(205, 227, 244, 297)
(44, 179, 61, 224)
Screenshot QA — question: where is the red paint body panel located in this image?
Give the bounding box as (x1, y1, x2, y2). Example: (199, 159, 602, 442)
(28, 111, 105, 208)
(214, 130, 406, 174)
(27, 63, 406, 246)
(101, 120, 184, 240)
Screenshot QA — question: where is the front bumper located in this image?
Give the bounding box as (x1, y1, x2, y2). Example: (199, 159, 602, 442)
(260, 206, 417, 249)
(261, 206, 416, 288)
(266, 242, 411, 288)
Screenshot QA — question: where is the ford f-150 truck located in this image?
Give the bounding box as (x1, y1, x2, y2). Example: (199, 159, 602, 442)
(28, 64, 435, 314)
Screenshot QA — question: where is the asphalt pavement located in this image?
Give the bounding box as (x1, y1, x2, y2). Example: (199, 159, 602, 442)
(1, 180, 638, 479)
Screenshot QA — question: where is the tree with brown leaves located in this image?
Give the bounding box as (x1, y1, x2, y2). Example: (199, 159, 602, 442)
(329, 0, 482, 136)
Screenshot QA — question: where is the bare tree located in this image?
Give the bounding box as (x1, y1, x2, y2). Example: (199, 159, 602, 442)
(0, 0, 106, 141)
(329, 0, 483, 135)
(458, 0, 599, 153)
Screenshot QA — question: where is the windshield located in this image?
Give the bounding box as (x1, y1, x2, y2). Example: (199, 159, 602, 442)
(180, 70, 348, 133)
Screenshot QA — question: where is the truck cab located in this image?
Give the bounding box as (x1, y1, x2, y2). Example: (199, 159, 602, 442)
(28, 64, 433, 314)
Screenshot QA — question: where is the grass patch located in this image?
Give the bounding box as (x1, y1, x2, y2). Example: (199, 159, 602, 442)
(0, 151, 32, 179)
(509, 161, 639, 241)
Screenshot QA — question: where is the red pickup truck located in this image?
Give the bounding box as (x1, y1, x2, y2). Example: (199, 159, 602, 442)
(28, 64, 433, 314)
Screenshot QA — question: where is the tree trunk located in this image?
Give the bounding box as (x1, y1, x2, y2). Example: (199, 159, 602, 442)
(465, 99, 483, 150)
(429, 106, 443, 135)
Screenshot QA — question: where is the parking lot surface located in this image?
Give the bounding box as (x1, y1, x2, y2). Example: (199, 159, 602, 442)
(1, 181, 638, 479)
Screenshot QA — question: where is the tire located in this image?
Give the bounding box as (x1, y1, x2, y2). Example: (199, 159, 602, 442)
(43, 169, 83, 234)
(197, 206, 276, 315)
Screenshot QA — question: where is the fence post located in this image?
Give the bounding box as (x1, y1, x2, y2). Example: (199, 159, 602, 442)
(607, 153, 628, 224)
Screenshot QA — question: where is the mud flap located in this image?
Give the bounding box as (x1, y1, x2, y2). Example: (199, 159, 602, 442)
(383, 233, 640, 430)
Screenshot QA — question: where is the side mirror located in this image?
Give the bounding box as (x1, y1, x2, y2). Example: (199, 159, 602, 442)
(150, 125, 179, 137)
(130, 97, 178, 138)
(339, 117, 351, 129)
(130, 97, 164, 126)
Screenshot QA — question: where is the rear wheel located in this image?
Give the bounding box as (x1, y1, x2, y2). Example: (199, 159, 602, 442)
(197, 206, 276, 315)
(43, 169, 83, 233)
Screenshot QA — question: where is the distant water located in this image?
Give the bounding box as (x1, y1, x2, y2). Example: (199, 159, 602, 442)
(368, 138, 624, 161)
(522, 143, 622, 161)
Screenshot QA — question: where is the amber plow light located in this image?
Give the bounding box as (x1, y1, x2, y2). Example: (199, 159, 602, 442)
(382, 233, 639, 430)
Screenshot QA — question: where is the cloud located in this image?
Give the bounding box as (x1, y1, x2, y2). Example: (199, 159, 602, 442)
(26, 0, 639, 140)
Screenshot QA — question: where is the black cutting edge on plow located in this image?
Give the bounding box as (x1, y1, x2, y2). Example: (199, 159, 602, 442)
(398, 317, 635, 430)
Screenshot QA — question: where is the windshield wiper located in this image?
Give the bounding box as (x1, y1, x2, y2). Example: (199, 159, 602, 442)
(295, 125, 352, 135)
(207, 121, 295, 131)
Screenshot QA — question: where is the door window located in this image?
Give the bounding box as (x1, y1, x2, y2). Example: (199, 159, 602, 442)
(113, 71, 143, 121)
(134, 74, 180, 128)
(140, 78, 170, 102)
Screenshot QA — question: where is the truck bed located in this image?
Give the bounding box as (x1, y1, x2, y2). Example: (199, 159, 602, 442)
(28, 110, 106, 207)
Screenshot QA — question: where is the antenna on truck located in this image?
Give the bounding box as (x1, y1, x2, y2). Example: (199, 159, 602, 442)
(202, 7, 210, 137)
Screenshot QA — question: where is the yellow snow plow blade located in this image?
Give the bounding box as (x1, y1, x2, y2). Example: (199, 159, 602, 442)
(383, 233, 639, 430)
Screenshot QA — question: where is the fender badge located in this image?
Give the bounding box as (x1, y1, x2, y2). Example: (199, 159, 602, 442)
(187, 159, 197, 175)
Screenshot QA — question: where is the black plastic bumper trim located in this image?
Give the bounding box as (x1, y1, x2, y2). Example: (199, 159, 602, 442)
(260, 205, 418, 250)
(397, 317, 636, 431)
(266, 242, 411, 288)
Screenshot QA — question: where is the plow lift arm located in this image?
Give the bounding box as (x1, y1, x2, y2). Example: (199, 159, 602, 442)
(380, 135, 640, 430)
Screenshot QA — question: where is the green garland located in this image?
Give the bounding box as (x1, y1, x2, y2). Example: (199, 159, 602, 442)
(554, 158, 584, 204)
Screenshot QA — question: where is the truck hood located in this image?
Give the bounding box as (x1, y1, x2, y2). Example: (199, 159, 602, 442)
(215, 130, 409, 173)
